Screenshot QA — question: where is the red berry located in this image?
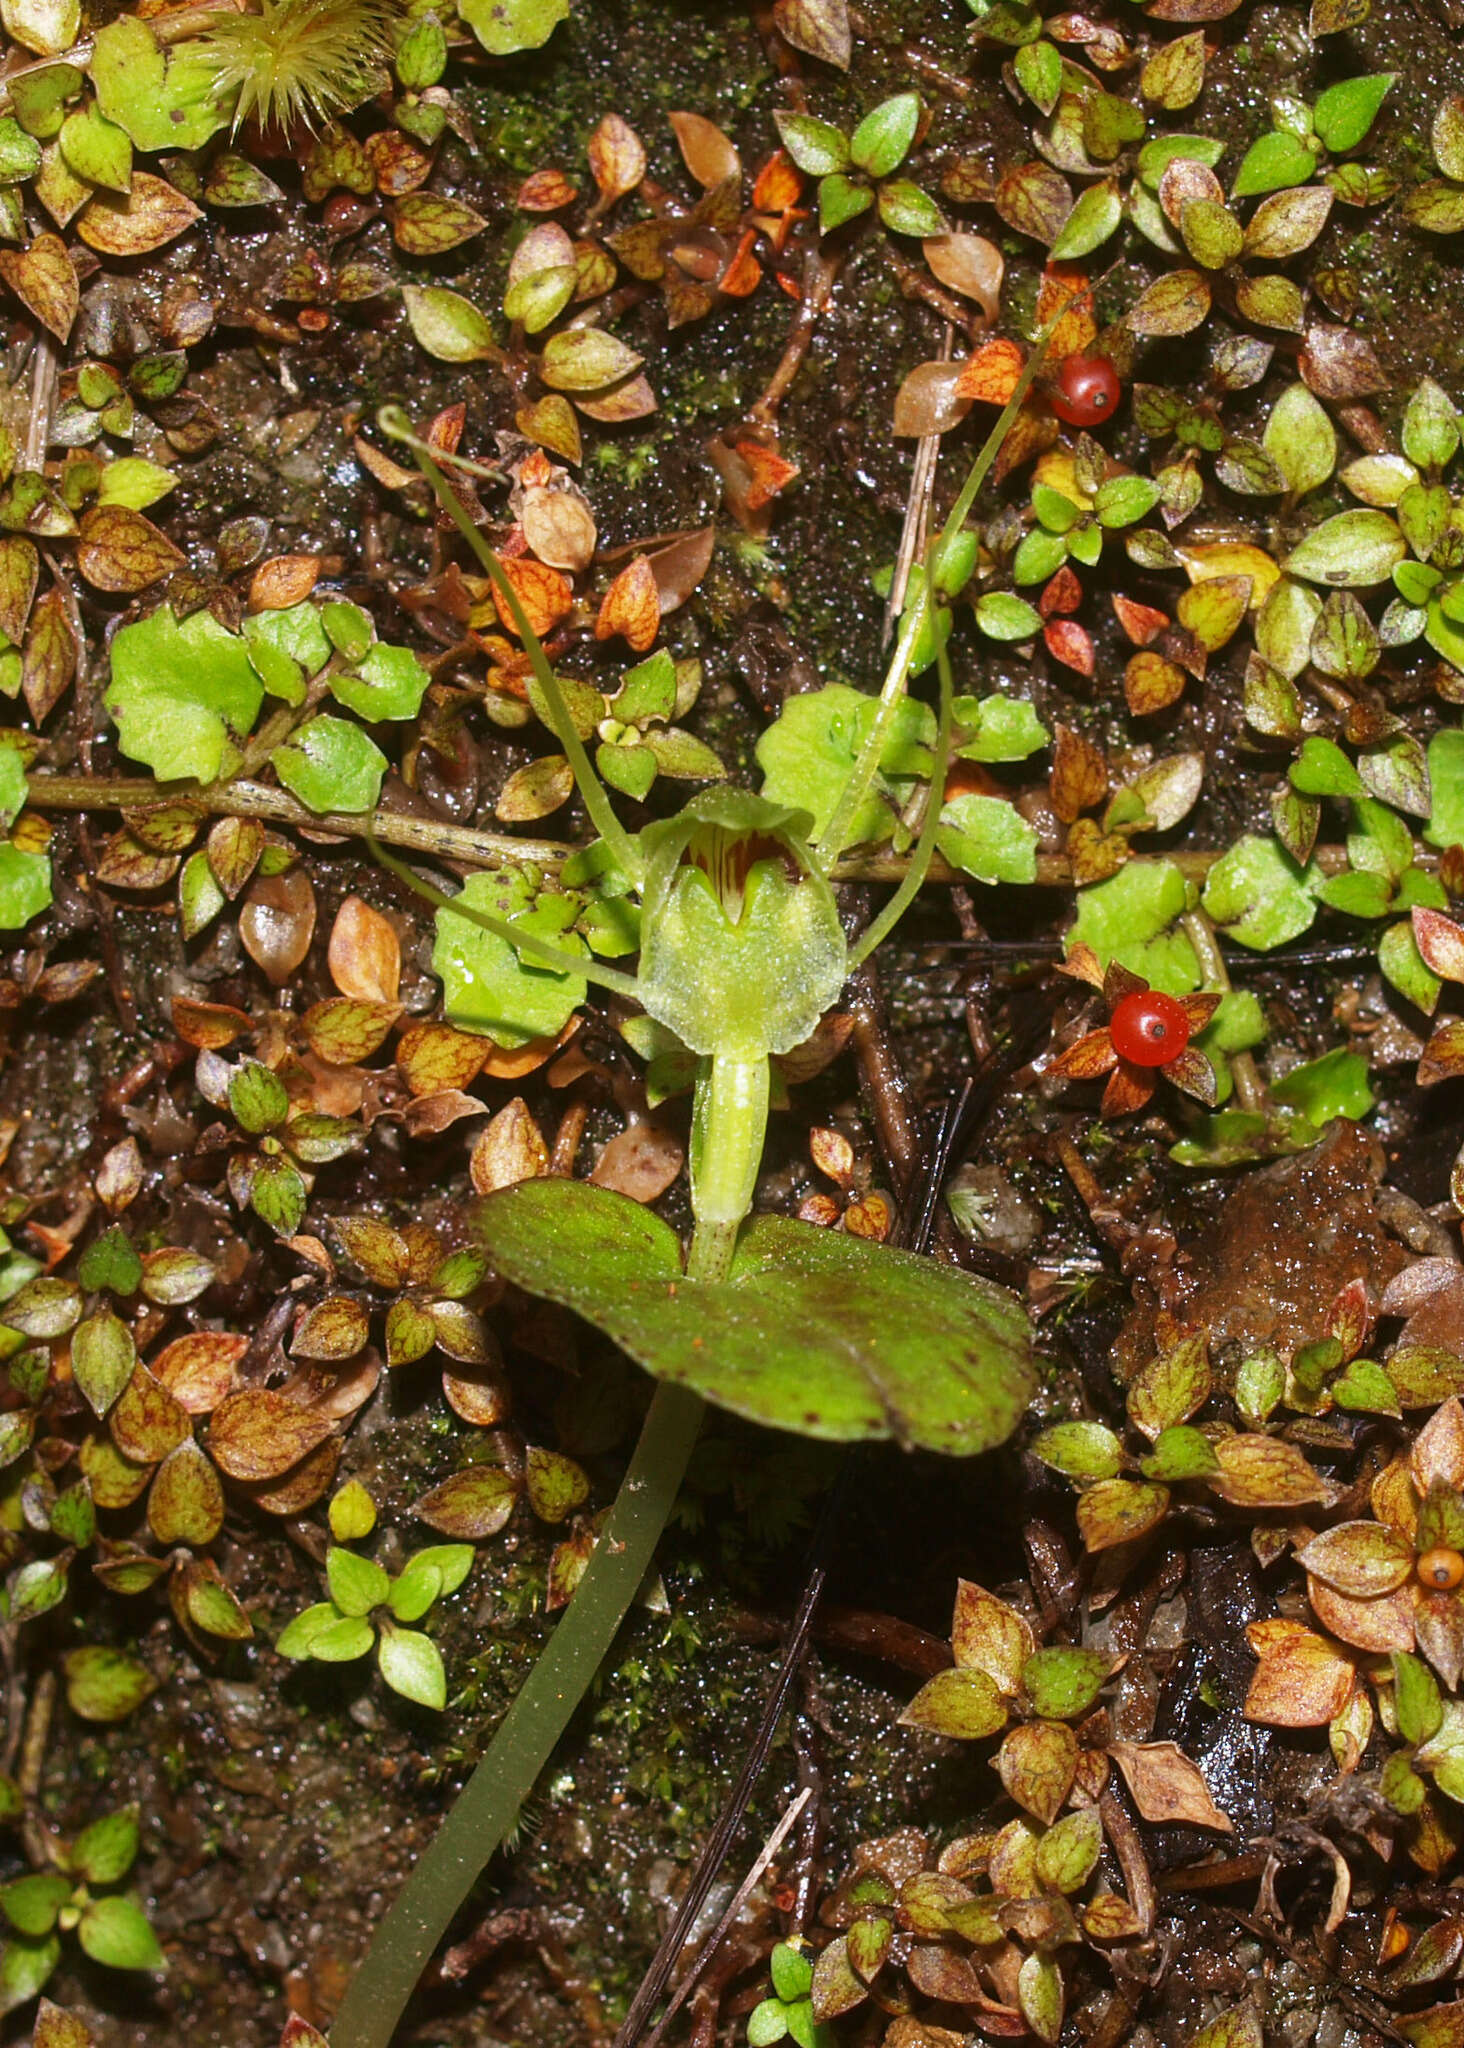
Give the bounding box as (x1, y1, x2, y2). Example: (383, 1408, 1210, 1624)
(1110, 989, 1190, 1068)
(1049, 354, 1121, 429)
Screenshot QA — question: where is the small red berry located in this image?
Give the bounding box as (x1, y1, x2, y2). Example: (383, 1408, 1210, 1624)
(1110, 989, 1191, 1068)
(1049, 354, 1122, 429)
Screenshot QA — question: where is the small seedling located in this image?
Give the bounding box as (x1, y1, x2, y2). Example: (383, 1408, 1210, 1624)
(748, 1941, 833, 2048)
(276, 1543, 474, 1710)
(0, 1804, 163, 2016)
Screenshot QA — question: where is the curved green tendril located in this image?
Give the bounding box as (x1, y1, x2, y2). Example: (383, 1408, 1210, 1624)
(812, 311, 1060, 876)
(377, 404, 645, 891)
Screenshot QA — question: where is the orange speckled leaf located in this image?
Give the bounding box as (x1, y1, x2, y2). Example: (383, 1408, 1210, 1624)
(492, 552, 574, 638)
(595, 553, 660, 650)
(954, 336, 1025, 404)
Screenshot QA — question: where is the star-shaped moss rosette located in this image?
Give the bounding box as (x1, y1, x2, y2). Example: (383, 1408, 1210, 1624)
(1048, 945, 1220, 1117)
(1295, 1396, 1464, 1689)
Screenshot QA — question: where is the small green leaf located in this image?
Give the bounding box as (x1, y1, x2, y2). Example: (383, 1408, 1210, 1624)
(71, 1806, 139, 1886)
(401, 285, 500, 364)
(772, 112, 849, 177)
(325, 1546, 389, 1618)
(0, 1874, 71, 1939)
(1202, 834, 1318, 949)
(1030, 1420, 1124, 1480)
(0, 1928, 59, 2012)
(849, 93, 919, 178)
(328, 643, 429, 723)
(1022, 1646, 1109, 1720)
(457, 0, 567, 53)
(876, 178, 945, 237)
(1313, 72, 1392, 153)
(1050, 178, 1121, 260)
(1290, 734, 1364, 797)
(272, 715, 387, 813)
(771, 1941, 814, 2002)
(432, 868, 587, 1049)
(1263, 382, 1336, 494)
(1403, 378, 1460, 473)
(1271, 1046, 1374, 1121)
(377, 1620, 447, 1708)
(936, 793, 1038, 884)
(1231, 128, 1318, 198)
(1283, 509, 1406, 587)
(900, 1665, 1009, 1739)
(1394, 1650, 1445, 1746)
(76, 1894, 165, 1972)
(952, 693, 1047, 759)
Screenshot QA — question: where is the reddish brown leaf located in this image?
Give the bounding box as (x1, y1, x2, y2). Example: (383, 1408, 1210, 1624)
(22, 586, 77, 724)
(587, 113, 647, 207)
(151, 1332, 247, 1414)
(1044, 619, 1093, 675)
(76, 506, 185, 593)
(1415, 908, 1464, 984)
(954, 336, 1026, 404)
(0, 232, 79, 342)
(208, 1388, 333, 1481)
(77, 172, 202, 256)
(328, 894, 401, 1005)
(595, 553, 660, 650)
(492, 552, 574, 638)
(1109, 1742, 1233, 1830)
(249, 554, 320, 610)
(772, 0, 851, 66)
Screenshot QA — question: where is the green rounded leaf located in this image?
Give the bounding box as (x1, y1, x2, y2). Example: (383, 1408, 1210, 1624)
(0, 843, 50, 929)
(1231, 128, 1318, 198)
(474, 1179, 1034, 1453)
(936, 793, 1038, 885)
(328, 644, 429, 723)
(849, 92, 919, 179)
(272, 715, 386, 814)
(76, 1895, 165, 1973)
(773, 112, 850, 177)
(377, 1621, 447, 1709)
(72, 1806, 139, 1886)
(1263, 383, 1336, 495)
(458, 0, 566, 47)
(1283, 509, 1405, 587)
(62, 1646, 154, 1724)
(401, 285, 500, 364)
(1202, 833, 1318, 950)
(900, 1665, 1008, 1739)
(432, 867, 587, 1049)
(1313, 72, 1392, 153)
(325, 1546, 390, 1618)
(1050, 178, 1121, 260)
(105, 605, 264, 784)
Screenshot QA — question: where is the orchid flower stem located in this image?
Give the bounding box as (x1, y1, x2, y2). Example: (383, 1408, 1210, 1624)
(327, 1373, 706, 2048)
(329, 1058, 756, 2047)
